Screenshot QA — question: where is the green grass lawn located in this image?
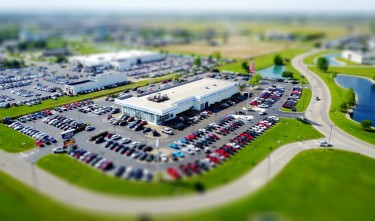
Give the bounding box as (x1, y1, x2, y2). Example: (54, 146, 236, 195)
(281, 88, 312, 112)
(219, 48, 308, 83)
(327, 67, 375, 80)
(37, 118, 323, 197)
(0, 124, 36, 152)
(303, 49, 341, 65)
(4, 149, 375, 221)
(3, 74, 178, 119)
(309, 67, 375, 145)
(162, 149, 375, 221)
(335, 57, 358, 66)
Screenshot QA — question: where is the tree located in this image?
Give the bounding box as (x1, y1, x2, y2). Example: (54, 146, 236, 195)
(194, 57, 201, 67)
(317, 57, 329, 72)
(345, 88, 356, 107)
(340, 101, 348, 112)
(55, 55, 67, 63)
(211, 51, 221, 59)
(360, 120, 373, 131)
(273, 54, 283, 66)
(281, 71, 294, 79)
(249, 73, 262, 86)
(241, 61, 249, 73)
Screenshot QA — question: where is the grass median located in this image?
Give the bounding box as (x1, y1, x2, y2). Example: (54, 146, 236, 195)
(309, 67, 375, 145)
(37, 118, 323, 197)
(0, 124, 36, 152)
(303, 49, 340, 65)
(281, 88, 312, 112)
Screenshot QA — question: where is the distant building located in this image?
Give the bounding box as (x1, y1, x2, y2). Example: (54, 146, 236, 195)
(265, 31, 295, 41)
(342, 50, 375, 65)
(64, 72, 128, 94)
(68, 50, 164, 71)
(18, 29, 46, 42)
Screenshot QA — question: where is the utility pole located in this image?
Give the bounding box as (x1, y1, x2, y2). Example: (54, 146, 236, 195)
(156, 138, 161, 182)
(329, 124, 333, 142)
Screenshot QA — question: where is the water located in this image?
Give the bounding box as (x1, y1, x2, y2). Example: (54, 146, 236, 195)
(258, 65, 285, 79)
(315, 54, 345, 66)
(336, 75, 375, 126)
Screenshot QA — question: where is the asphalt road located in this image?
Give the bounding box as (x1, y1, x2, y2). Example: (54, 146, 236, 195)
(1, 50, 374, 215)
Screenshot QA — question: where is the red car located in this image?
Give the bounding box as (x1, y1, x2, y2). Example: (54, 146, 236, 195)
(187, 162, 200, 174)
(166, 167, 181, 179)
(44, 109, 52, 115)
(106, 133, 114, 138)
(208, 155, 221, 163)
(35, 140, 44, 147)
(208, 133, 219, 140)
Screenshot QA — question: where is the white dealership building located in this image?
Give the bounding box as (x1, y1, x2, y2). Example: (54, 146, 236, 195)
(68, 50, 164, 71)
(342, 50, 375, 65)
(65, 72, 128, 94)
(115, 78, 239, 125)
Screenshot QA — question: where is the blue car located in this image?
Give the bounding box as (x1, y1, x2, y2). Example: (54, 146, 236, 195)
(180, 138, 189, 144)
(172, 151, 185, 158)
(169, 143, 180, 149)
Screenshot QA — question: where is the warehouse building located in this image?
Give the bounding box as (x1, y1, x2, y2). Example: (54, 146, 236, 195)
(115, 78, 239, 125)
(68, 50, 164, 71)
(65, 72, 127, 95)
(342, 50, 375, 65)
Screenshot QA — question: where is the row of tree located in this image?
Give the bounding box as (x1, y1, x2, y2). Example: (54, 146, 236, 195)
(0, 59, 25, 68)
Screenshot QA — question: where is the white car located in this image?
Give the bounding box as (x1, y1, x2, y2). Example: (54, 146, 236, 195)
(319, 141, 332, 147)
(259, 110, 267, 115)
(52, 147, 66, 154)
(162, 127, 174, 135)
(111, 134, 122, 140)
(123, 167, 133, 179)
(160, 154, 169, 162)
(120, 138, 131, 144)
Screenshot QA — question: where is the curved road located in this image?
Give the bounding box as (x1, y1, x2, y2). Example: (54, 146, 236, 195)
(0, 50, 374, 215)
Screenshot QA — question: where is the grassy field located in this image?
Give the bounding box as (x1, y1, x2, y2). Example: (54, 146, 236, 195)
(162, 36, 305, 59)
(335, 57, 358, 66)
(162, 149, 375, 221)
(37, 118, 323, 197)
(303, 49, 341, 65)
(2, 74, 178, 119)
(219, 48, 309, 83)
(327, 67, 375, 80)
(281, 88, 312, 112)
(4, 149, 375, 221)
(309, 67, 375, 145)
(0, 124, 36, 152)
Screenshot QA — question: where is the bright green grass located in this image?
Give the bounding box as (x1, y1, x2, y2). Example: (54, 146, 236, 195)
(219, 48, 309, 83)
(0, 170, 130, 221)
(162, 149, 375, 221)
(3, 74, 177, 119)
(0, 124, 36, 152)
(5, 149, 375, 221)
(303, 49, 341, 65)
(327, 67, 375, 80)
(310, 67, 375, 145)
(37, 118, 323, 197)
(335, 57, 358, 66)
(281, 88, 312, 112)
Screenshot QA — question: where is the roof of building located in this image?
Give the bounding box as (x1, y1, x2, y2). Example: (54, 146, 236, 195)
(115, 78, 238, 115)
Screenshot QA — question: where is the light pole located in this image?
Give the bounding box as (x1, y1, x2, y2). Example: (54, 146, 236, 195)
(192, 123, 195, 133)
(329, 124, 333, 142)
(33, 120, 36, 129)
(31, 161, 38, 189)
(113, 124, 116, 134)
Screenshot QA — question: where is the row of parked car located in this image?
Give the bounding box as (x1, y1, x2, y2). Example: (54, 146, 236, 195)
(166, 116, 280, 179)
(33, 83, 58, 93)
(42, 115, 85, 131)
(44, 76, 73, 85)
(282, 86, 303, 110)
(0, 94, 14, 102)
(7, 121, 57, 147)
(9, 88, 42, 97)
(0, 80, 33, 90)
(53, 100, 95, 112)
(250, 85, 285, 108)
(18, 110, 52, 122)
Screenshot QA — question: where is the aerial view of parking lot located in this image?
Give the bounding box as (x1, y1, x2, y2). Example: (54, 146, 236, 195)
(1, 1, 375, 221)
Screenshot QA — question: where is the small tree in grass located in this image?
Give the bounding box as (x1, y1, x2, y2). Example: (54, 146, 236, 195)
(282, 71, 294, 79)
(274, 54, 283, 66)
(345, 88, 356, 107)
(361, 120, 373, 131)
(241, 61, 249, 73)
(194, 57, 201, 67)
(340, 101, 348, 112)
(317, 57, 329, 72)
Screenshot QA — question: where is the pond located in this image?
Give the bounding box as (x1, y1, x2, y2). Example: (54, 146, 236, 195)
(336, 75, 375, 126)
(257, 65, 285, 79)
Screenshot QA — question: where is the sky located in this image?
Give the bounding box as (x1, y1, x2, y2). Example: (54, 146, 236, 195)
(0, 0, 375, 13)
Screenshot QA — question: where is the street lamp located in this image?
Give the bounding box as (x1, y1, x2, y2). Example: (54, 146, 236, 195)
(329, 124, 333, 142)
(113, 124, 116, 134)
(31, 161, 38, 189)
(33, 120, 36, 129)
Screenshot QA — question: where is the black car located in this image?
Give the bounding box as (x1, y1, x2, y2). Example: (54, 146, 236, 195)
(114, 166, 125, 177)
(172, 123, 185, 130)
(142, 127, 152, 133)
(152, 130, 160, 137)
